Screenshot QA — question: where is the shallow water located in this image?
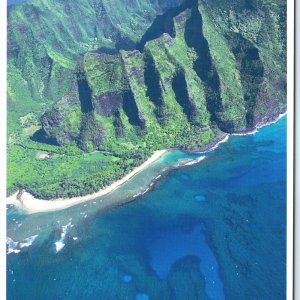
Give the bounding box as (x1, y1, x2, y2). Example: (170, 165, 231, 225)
(7, 116, 286, 299)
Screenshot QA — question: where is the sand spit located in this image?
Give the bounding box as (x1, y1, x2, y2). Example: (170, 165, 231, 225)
(7, 150, 168, 214)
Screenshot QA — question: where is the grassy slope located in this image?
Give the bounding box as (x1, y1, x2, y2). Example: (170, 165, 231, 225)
(7, 0, 286, 198)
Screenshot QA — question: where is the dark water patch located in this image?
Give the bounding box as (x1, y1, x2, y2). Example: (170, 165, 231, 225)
(147, 224, 225, 299)
(226, 192, 254, 207)
(168, 256, 208, 299)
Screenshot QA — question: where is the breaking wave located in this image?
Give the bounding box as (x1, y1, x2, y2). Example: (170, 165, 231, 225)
(55, 222, 72, 253)
(183, 156, 206, 166)
(7, 235, 38, 254)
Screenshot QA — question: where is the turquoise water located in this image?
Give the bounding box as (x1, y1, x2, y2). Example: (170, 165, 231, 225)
(7, 116, 286, 299)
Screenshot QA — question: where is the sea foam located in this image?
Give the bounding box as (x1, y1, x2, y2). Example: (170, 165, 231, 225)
(7, 235, 38, 254)
(19, 235, 38, 248)
(196, 135, 230, 154)
(183, 156, 206, 166)
(232, 112, 286, 136)
(6, 237, 20, 254)
(55, 222, 72, 253)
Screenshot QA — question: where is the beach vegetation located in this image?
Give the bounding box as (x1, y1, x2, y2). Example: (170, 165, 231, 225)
(7, 0, 286, 198)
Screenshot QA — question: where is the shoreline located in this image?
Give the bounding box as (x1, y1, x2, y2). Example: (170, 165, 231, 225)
(184, 133, 229, 154)
(232, 111, 287, 136)
(7, 111, 286, 215)
(7, 149, 168, 214)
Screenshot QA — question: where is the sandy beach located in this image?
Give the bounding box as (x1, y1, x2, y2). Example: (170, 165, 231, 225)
(7, 149, 168, 214)
(7, 111, 287, 215)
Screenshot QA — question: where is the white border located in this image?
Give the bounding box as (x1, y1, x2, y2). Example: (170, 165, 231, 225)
(2, 1, 294, 300)
(284, 1, 299, 300)
(294, 0, 300, 298)
(287, 0, 295, 298)
(1, 1, 7, 300)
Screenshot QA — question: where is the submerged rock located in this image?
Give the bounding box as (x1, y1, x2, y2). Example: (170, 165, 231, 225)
(195, 195, 206, 202)
(122, 274, 132, 283)
(136, 293, 149, 300)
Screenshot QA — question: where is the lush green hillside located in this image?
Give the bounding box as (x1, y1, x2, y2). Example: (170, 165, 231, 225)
(7, 0, 286, 198)
(7, 0, 184, 135)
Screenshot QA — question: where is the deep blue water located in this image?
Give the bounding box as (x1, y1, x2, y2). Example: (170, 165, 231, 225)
(7, 116, 286, 300)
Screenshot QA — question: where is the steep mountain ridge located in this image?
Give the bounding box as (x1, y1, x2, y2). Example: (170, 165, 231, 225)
(41, 0, 286, 151)
(7, 0, 184, 135)
(7, 0, 286, 198)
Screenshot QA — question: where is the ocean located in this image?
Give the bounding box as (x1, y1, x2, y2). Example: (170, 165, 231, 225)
(7, 0, 28, 6)
(7, 116, 287, 300)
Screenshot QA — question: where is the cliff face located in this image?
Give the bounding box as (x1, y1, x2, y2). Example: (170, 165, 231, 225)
(7, 0, 185, 135)
(7, 0, 286, 198)
(40, 0, 286, 151)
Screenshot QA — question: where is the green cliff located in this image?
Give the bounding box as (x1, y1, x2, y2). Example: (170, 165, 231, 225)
(7, 0, 286, 198)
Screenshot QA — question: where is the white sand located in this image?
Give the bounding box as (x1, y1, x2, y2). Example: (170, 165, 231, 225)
(8, 113, 287, 215)
(7, 150, 168, 214)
